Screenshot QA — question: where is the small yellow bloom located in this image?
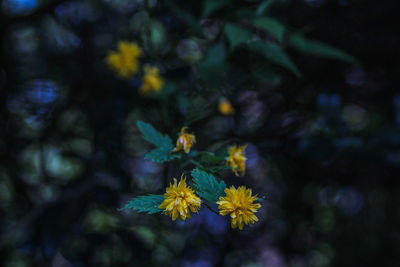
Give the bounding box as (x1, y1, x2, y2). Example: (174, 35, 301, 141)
(217, 186, 261, 230)
(218, 99, 235, 116)
(139, 65, 164, 95)
(158, 175, 201, 221)
(106, 41, 142, 79)
(226, 144, 247, 176)
(173, 127, 196, 154)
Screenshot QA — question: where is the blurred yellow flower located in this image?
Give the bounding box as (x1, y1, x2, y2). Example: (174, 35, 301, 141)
(158, 175, 201, 221)
(226, 144, 247, 176)
(218, 99, 235, 115)
(173, 127, 196, 154)
(217, 186, 261, 230)
(106, 41, 142, 79)
(139, 65, 164, 95)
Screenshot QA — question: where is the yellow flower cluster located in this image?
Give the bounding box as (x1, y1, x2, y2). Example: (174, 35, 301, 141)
(106, 41, 164, 94)
(158, 176, 201, 221)
(226, 144, 247, 176)
(159, 174, 261, 230)
(217, 186, 261, 230)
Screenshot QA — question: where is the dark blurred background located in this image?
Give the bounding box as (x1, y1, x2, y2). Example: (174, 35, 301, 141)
(1, 0, 399, 266)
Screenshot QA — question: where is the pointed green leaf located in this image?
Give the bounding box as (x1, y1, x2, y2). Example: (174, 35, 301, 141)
(137, 121, 172, 147)
(224, 23, 252, 50)
(251, 17, 285, 42)
(137, 121, 180, 162)
(145, 148, 181, 163)
(120, 194, 164, 214)
(247, 40, 301, 77)
(192, 168, 226, 203)
(289, 33, 358, 64)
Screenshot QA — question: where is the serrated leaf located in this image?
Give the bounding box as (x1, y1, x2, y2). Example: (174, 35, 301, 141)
(224, 23, 252, 50)
(192, 168, 226, 203)
(137, 121, 173, 148)
(251, 17, 285, 42)
(145, 147, 182, 163)
(120, 194, 164, 214)
(137, 121, 180, 162)
(289, 33, 358, 64)
(247, 40, 301, 77)
(203, 0, 231, 17)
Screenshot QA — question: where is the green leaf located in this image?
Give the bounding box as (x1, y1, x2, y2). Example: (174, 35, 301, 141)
(200, 152, 224, 164)
(137, 121, 179, 163)
(289, 33, 358, 64)
(192, 168, 226, 203)
(145, 147, 182, 163)
(120, 194, 164, 214)
(137, 121, 172, 147)
(203, 0, 231, 17)
(224, 23, 252, 50)
(234, 8, 255, 19)
(256, 0, 275, 15)
(251, 17, 285, 42)
(247, 40, 301, 77)
(197, 42, 227, 85)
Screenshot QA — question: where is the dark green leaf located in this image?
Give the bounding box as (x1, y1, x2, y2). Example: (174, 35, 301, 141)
(200, 152, 224, 164)
(192, 168, 226, 203)
(145, 147, 181, 163)
(197, 42, 228, 85)
(164, 0, 204, 37)
(137, 121, 180, 162)
(120, 194, 164, 214)
(234, 8, 255, 19)
(251, 17, 285, 42)
(224, 23, 252, 50)
(189, 159, 205, 168)
(247, 40, 301, 77)
(256, 0, 276, 15)
(137, 121, 172, 147)
(289, 33, 358, 64)
(203, 0, 231, 17)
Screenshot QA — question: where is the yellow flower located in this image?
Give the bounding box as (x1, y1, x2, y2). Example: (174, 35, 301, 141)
(226, 144, 247, 176)
(217, 186, 261, 230)
(139, 65, 164, 95)
(106, 41, 142, 79)
(173, 127, 196, 154)
(218, 99, 235, 116)
(158, 175, 201, 221)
